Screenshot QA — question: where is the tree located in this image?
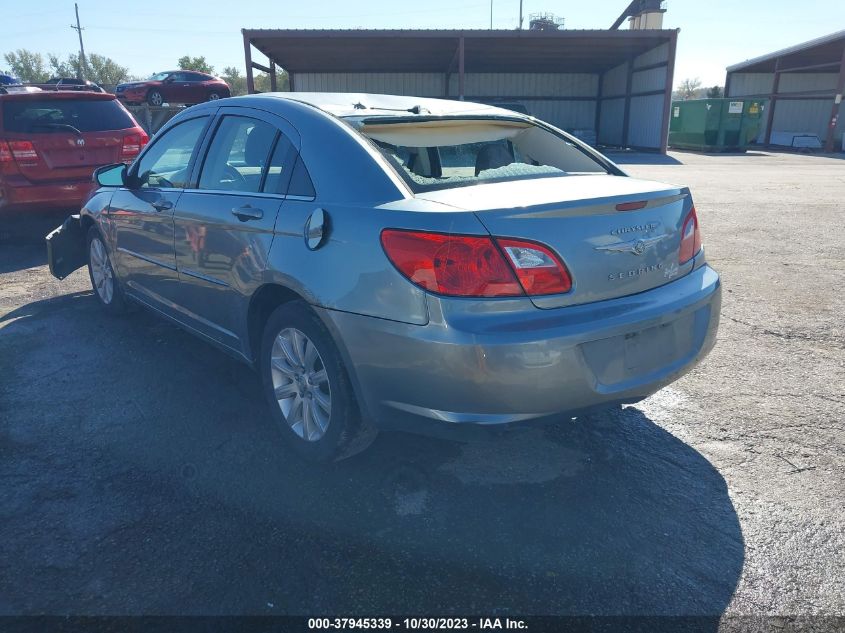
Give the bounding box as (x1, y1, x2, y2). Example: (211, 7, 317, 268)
(48, 53, 79, 78)
(675, 77, 702, 101)
(178, 56, 214, 74)
(47, 52, 130, 86)
(221, 66, 289, 95)
(706, 85, 724, 98)
(3, 49, 49, 83)
(221, 66, 246, 96)
(87, 53, 131, 85)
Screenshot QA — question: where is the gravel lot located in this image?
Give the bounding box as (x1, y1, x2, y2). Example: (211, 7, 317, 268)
(1, 151, 843, 621)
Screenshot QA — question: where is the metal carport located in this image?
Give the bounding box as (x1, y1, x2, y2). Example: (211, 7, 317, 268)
(241, 28, 679, 153)
(725, 30, 845, 152)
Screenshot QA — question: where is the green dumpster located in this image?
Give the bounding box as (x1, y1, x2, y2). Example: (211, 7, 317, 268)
(669, 98, 767, 152)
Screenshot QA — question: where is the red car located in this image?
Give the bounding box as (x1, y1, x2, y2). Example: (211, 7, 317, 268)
(115, 71, 230, 106)
(0, 89, 147, 211)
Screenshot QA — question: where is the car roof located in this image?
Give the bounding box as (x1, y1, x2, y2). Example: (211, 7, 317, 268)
(158, 70, 211, 75)
(0, 90, 116, 101)
(247, 92, 526, 120)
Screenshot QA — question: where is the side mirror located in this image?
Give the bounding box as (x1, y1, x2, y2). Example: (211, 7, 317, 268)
(94, 163, 126, 187)
(94, 163, 140, 188)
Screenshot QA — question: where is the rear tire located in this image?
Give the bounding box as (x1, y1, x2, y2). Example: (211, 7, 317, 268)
(86, 227, 128, 314)
(147, 90, 163, 106)
(260, 301, 376, 462)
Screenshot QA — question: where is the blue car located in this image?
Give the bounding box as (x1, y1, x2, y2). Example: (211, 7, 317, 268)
(46, 92, 721, 462)
(0, 73, 21, 86)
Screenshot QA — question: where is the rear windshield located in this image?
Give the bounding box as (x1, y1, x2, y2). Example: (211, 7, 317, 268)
(2, 98, 135, 133)
(353, 116, 609, 192)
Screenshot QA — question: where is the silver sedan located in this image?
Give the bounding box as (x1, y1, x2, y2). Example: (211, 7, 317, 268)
(47, 92, 720, 461)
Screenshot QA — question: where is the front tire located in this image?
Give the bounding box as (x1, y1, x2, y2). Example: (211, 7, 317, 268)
(147, 90, 163, 106)
(260, 301, 376, 462)
(87, 227, 127, 314)
(207, 91, 221, 101)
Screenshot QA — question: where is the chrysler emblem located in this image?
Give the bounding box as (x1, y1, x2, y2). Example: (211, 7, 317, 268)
(75, 138, 85, 147)
(595, 234, 667, 256)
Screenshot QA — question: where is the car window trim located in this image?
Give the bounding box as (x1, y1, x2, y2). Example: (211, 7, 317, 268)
(177, 185, 314, 203)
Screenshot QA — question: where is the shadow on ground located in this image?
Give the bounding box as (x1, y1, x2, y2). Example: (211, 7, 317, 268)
(0, 291, 744, 619)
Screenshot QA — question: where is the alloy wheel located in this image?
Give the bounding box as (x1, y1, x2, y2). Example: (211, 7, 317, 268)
(89, 238, 114, 304)
(271, 327, 331, 442)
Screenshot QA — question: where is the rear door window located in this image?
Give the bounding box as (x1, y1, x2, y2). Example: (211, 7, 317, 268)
(2, 98, 135, 133)
(198, 116, 278, 193)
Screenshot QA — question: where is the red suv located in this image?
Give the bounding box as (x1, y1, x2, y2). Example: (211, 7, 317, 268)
(0, 89, 148, 211)
(115, 71, 230, 106)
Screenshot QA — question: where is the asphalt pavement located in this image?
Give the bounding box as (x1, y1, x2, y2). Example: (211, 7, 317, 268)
(0, 151, 843, 622)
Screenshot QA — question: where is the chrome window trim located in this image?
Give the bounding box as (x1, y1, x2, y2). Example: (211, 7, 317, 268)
(179, 188, 315, 202)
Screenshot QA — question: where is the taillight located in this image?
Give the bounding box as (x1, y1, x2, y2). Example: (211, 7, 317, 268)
(380, 229, 572, 298)
(0, 140, 12, 176)
(381, 229, 522, 297)
(496, 238, 572, 294)
(679, 207, 702, 264)
(120, 132, 148, 161)
(0, 140, 37, 174)
(7, 140, 38, 164)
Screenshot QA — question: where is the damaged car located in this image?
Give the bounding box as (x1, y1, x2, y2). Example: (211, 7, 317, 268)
(46, 92, 720, 461)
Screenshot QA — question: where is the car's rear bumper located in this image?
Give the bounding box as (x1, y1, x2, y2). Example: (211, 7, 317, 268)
(318, 262, 721, 435)
(0, 178, 91, 210)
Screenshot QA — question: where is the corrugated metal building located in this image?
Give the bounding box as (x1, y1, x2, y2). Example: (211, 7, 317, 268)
(241, 29, 679, 152)
(725, 30, 845, 151)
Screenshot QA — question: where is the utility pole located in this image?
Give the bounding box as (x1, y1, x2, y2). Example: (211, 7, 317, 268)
(518, 0, 523, 29)
(70, 3, 87, 81)
(490, 0, 493, 29)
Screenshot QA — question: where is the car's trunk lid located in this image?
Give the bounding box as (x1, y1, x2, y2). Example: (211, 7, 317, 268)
(415, 174, 694, 308)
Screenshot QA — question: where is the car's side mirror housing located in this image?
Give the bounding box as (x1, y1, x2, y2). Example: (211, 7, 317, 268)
(94, 163, 126, 187)
(93, 163, 140, 189)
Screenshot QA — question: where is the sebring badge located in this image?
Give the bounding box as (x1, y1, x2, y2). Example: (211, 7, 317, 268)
(594, 234, 667, 256)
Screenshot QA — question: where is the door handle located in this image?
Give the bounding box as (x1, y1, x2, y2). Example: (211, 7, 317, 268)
(151, 199, 173, 212)
(232, 205, 263, 221)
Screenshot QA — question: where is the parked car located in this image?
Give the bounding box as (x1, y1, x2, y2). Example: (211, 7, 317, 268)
(0, 73, 21, 86)
(115, 71, 230, 106)
(0, 89, 147, 211)
(46, 93, 720, 462)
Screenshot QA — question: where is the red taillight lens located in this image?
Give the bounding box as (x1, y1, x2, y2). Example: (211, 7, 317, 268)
(0, 140, 13, 175)
(495, 237, 572, 295)
(381, 229, 572, 298)
(381, 229, 522, 297)
(0, 140, 37, 174)
(8, 140, 38, 163)
(120, 132, 148, 161)
(679, 207, 702, 264)
(0, 140, 12, 164)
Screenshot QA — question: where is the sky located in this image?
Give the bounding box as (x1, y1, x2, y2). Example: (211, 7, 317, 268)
(2, 0, 843, 87)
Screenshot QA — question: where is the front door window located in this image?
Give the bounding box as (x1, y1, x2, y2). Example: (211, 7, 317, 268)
(135, 117, 208, 188)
